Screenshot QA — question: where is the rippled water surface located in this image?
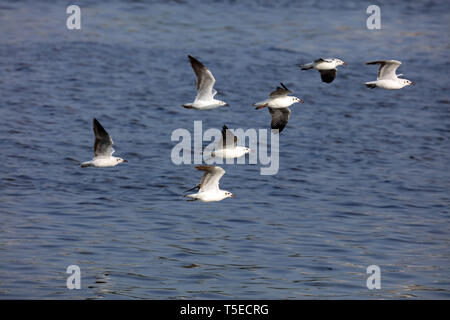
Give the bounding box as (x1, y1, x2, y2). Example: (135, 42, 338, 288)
(0, 0, 449, 299)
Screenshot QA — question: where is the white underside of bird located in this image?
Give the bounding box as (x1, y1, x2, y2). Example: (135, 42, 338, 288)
(187, 189, 231, 202)
(365, 79, 408, 89)
(211, 147, 249, 159)
(254, 95, 299, 109)
(365, 60, 414, 90)
(183, 55, 228, 110)
(81, 118, 127, 168)
(206, 125, 251, 160)
(81, 155, 122, 168)
(185, 94, 226, 110)
(185, 166, 234, 202)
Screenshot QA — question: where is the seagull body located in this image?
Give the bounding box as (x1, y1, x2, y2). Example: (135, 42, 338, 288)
(365, 60, 414, 89)
(81, 118, 127, 168)
(185, 166, 234, 202)
(299, 58, 346, 83)
(183, 55, 228, 110)
(208, 125, 251, 160)
(254, 83, 303, 133)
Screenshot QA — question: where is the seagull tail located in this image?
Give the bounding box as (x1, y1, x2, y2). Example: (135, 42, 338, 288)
(365, 82, 377, 89)
(182, 104, 193, 109)
(254, 103, 268, 110)
(299, 63, 313, 70)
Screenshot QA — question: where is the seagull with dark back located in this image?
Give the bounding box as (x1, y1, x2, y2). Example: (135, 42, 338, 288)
(299, 58, 346, 83)
(254, 83, 304, 133)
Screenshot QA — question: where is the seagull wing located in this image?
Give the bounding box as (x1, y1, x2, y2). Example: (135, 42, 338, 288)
(217, 125, 237, 150)
(319, 69, 337, 83)
(269, 82, 292, 98)
(196, 166, 226, 192)
(93, 118, 114, 158)
(188, 55, 216, 101)
(269, 107, 291, 133)
(366, 60, 401, 80)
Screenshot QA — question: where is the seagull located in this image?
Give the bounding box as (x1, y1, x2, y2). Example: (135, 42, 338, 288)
(299, 58, 346, 83)
(254, 83, 303, 133)
(185, 166, 234, 202)
(183, 55, 228, 110)
(207, 125, 251, 160)
(81, 118, 128, 168)
(365, 60, 414, 89)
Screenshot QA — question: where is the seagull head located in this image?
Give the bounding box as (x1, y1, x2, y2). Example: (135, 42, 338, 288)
(225, 191, 235, 198)
(334, 59, 346, 67)
(116, 157, 128, 164)
(293, 97, 304, 104)
(404, 79, 415, 86)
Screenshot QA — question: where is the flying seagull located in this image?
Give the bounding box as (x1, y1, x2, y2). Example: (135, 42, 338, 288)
(81, 118, 127, 168)
(299, 58, 346, 83)
(254, 83, 303, 133)
(207, 125, 251, 160)
(365, 60, 414, 89)
(185, 166, 234, 202)
(183, 55, 228, 110)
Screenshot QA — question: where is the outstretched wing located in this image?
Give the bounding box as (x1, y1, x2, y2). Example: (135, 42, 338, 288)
(366, 60, 401, 80)
(217, 125, 238, 150)
(269, 82, 292, 98)
(196, 166, 226, 192)
(319, 69, 337, 83)
(93, 118, 114, 158)
(188, 55, 216, 101)
(268, 107, 291, 133)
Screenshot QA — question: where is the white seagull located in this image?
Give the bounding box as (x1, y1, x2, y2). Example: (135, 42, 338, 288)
(81, 118, 128, 168)
(207, 125, 251, 160)
(254, 83, 303, 133)
(183, 55, 228, 110)
(365, 60, 414, 89)
(299, 58, 346, 83)
(185, 166, 234, 202)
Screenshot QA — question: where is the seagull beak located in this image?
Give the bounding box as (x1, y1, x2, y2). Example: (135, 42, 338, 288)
(410, 82, 415, 85)
(230, 194, 236, 198)
(342, 62, 347, 66)
(123, 159, 128, 163)
(224, 103, 229, 106)
(299, 99, 304, 103)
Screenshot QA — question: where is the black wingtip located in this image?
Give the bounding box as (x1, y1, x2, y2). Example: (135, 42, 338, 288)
(188, 55, 199, 63)
(280, 82, 289, 90)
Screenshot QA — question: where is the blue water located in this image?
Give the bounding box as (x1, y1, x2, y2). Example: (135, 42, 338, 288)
(0, 0, 449, 299)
